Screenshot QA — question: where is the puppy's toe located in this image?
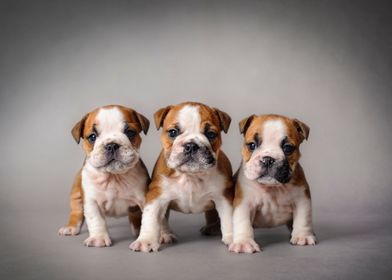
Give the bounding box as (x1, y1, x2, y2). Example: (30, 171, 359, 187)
(129, 239, 160, 253)
(290, 234, 317, 246)
(159, 232, 177, 244)
(84, 235, 112, 247)
(221, 234, 233, 246)
(229, 239, 261, 254)
(58, 226, 80, 236)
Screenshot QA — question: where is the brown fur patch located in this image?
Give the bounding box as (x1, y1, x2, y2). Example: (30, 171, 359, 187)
(65, 169, 84, 228)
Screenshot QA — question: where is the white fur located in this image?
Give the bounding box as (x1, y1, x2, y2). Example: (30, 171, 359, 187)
(81, 108, 148, 247)
(130, 168, 232, 252)
(230, 164, 316, 253)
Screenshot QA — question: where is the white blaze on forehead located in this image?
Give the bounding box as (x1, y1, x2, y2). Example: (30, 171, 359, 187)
(177, 105, 201, 135)
(96, 107, 125, 134)
(262, 119, 287, 146)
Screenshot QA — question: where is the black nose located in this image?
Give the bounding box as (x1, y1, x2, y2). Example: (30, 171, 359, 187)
(184, 142, 199, 154)
(105, 143, 120, 153)
(261, 156, 275, 168)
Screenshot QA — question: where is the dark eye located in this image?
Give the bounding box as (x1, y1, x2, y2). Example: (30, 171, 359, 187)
(125, 129, 136, 139)
(247, 142, 256, 151)
(168, 128, 179, 139)
(283, 144, 295, 155)
(205, 131, 217, 140)
(87, 133, 96, 144)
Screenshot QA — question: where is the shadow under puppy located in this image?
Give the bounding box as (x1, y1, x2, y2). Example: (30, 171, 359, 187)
(230, 114, 316, 253)
(130, 102, 233, 252)
(58, 105, 150, 247)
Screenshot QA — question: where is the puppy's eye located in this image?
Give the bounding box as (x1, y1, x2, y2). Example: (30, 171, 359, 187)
(87, 133, 96, 144)
(247, 142, 256, 151)
(282, 144, 295, 155)
(205, 131, 217, 140)
(168, 128, 179, 139)
(125, 129, 136, 139)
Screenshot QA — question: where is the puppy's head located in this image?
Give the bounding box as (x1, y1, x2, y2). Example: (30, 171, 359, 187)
(154, 102, 231, 173)
(71, 105, 149, 174)
(239, 114, 309, 185)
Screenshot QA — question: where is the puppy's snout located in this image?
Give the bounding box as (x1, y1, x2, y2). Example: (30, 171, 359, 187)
(260, 156, 275, 169)
(184, 142, 199, 154)
(105, 143, 120, 153)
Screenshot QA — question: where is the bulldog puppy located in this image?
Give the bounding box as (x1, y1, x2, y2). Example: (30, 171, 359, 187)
(129, 102, 233, 252)
(58, 105, 150, 247)
(229, 114, 316, 253)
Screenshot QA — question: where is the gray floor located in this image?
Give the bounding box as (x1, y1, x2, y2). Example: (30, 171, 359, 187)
(2, 210, 391, 280)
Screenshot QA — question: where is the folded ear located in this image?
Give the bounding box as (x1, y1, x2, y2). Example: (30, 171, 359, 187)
(213, 107, 231, 133)
(154, 106, 172, 130)
(71, 113, 89, 144)
(239, 114, 255, 135)
(293, 118, 310, 142)
(132, 110, 150, 135)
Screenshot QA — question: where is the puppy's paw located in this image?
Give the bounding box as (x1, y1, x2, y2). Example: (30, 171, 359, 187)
(58, 225, 81, 236)
(290, 234, 317, 246)
(200, 223, 221, 236)
(129, 239, 160, 253)
(221, 234, 233, 246)
(229, 239, 261, 254)
(84, 234, 112, 247)
(159, 232, 177, 244)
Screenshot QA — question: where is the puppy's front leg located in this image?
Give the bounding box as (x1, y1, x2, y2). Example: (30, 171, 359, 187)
(83, 200, 111, 247)
(290, 194, 316, 246)
(229, 203, 261, 253)
(129, 199, 168, 253)
(214, 198, 233, 245)
(58, 171, 84, 236)
(159, 210, 177, 244)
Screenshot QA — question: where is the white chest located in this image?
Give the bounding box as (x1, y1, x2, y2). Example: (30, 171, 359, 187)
(162, 172, 224, 214)
(82, 166, 147, 217)
(250, 185, 302, 227)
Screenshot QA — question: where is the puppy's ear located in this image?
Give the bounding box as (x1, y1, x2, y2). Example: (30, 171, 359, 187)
(154, 106, 172, 130)
(71, 113, 89, 144)
(293, 118, 310, 142)
(132, 111, 150, 135)
(239, 114, 255, 135)
(213, 108, 231, 133)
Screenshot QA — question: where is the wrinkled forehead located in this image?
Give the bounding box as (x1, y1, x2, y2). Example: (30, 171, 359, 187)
(164, 104, 219, 132)
(246, 117, 288, 145)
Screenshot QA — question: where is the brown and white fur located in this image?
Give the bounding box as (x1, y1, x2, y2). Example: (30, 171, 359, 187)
(58, 105, 150, 247)
(229, 114, 316, 253)
(129, 102, 234, 252)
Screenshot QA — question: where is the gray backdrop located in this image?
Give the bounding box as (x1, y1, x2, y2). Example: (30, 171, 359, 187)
(1, 1, 391, 280)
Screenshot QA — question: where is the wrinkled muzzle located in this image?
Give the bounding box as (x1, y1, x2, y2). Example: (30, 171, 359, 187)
(88, 142, 139, 174)
(167, 141, 216, 173)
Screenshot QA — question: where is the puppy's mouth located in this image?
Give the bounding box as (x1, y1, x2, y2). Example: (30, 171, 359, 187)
(256, 161, 292, 185)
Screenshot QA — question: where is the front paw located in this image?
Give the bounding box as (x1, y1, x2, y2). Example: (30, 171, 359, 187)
(129, 238, 160, 252)
(159, 232, 177, 244)
(58, 225, 81, 236)
(221, 234, 233, 246)
(229, 239, 261, 253)
(84, 234, 112, 247)
(290, 233, 317, 246)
